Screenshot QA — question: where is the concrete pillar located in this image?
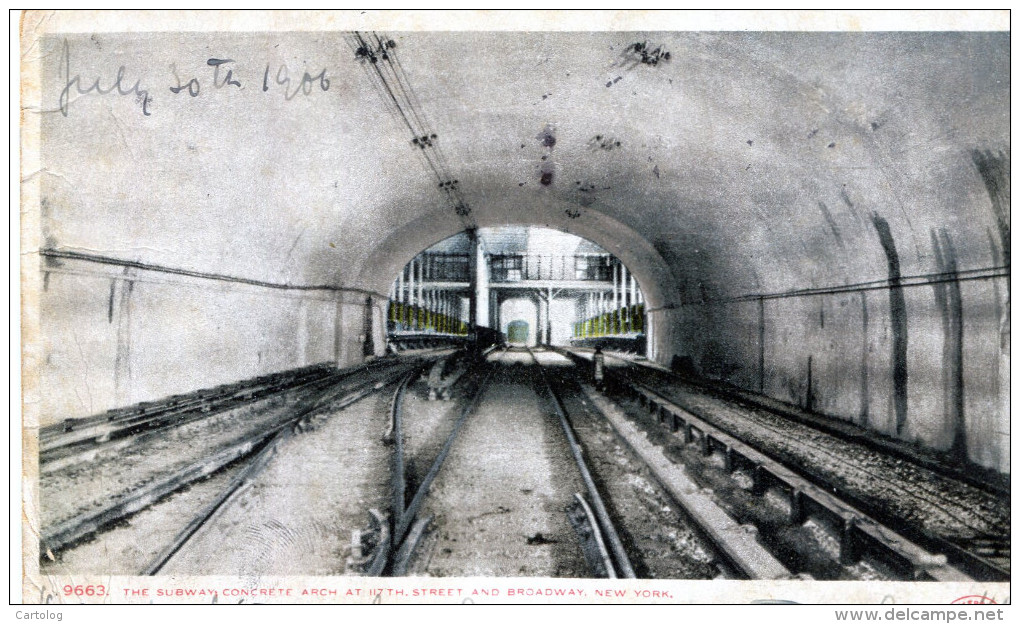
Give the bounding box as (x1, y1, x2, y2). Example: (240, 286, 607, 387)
(425, 289, 432, 331)
(622, 262, 629, 309)
(622, 264, 629, 333)
(468, 229, 479, 331)
(613, 260, 620, 313)
(408, 259, 416, 307)
(546, 286, 553, 345)
(415, 257, 423, 310)
(398, 265, 406, 303)
(441, 291, 447, 332)
(538, 294, 548, 344)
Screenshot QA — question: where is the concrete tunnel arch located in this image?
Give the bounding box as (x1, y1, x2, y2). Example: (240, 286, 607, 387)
(356, 193, 675, 311)
(28, 29, 1009, 474)
(376, 221, 653, 347)
(357, 194, 671, 356)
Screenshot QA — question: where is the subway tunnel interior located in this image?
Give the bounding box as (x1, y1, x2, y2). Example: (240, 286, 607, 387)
(31, 29, 1009, 483)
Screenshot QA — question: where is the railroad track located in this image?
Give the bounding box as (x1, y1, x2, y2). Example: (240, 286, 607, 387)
(593, 350, 1009, 499)
(556, 347, 1006, 582)
(38, 362, 389, 472)
(39, 353, 453, 563)
(360, 347, 788, 579)
(534, 348, 790, 580)
(360, 347, 682, 579)
(368, 352, 495, 576)
(527, 347, 635, 579)
(42, 363, 334, 440)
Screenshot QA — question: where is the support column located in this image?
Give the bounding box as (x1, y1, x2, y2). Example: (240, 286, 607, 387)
(426, 289, 434, 331)
(415, 257, 424, 330)
(538, 293, 548, 345)
(489, 289, 499, 331)
(546, 286, 553, 345)
(622, 263, 629, 309)
(468, 228, 479, 333)
(623, 263, 630, 333)
(613, 260, 620, 313)
(441, 291, 448, 333)
(408, 259, 416, 308)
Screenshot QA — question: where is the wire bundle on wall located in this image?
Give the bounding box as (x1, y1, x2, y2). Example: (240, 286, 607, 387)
(346, 31, 475, 227)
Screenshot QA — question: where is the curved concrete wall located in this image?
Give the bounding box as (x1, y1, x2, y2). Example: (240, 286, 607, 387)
(26, 30, 1009, 471)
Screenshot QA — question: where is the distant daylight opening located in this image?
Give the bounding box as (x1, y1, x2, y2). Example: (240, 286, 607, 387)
(506, 320, 531, 345)
(385, 226, 645, 353)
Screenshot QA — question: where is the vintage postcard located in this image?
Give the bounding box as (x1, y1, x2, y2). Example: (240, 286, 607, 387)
(16, 10, 1011, 611)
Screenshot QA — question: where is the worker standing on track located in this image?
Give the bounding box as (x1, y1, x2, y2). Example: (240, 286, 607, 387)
(593, 346, 606, 391)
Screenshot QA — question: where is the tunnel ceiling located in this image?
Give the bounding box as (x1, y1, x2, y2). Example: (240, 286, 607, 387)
(39, 31, 1009, 307)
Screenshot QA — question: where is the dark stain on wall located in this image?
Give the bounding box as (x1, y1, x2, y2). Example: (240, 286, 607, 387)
(839, 186, 855, 210)
(858, 291, 870, 428)
(970, 150, 1010, 274)
(537, 125, 557, 148)
(930, 229, 967, 462)
(805, 354, 814, 412)
(333, 302, 343, 363)
(700, 340, 740, 381)
(817, 201, 845, 249)
(870, 213, 909, 436)
(537, 124, 556, 186)
(757, 296, 765, 394)
(107, 280, 116, 323)
(362, 296, 375, 357)
(971, 149, 1010, 354)
(113, 280, 135, 404)
(622, 41, 671, 67)
(987, 228, 1009, 353)
(588, 135, 622, 151)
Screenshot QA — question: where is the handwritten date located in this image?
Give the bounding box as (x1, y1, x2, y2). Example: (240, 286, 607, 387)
(58, 38, 331, 117)
(59, 38, 152, 117)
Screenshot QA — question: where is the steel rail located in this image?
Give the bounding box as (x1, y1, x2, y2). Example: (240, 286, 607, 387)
(564, 348, 1009, 581)
(391, 364, 493, 550)
(528, 348, 636, 579)
(558, 348, 988, 581)
(593, 348, 1008, 499)
(370, 350, 492, 576)
(141, 363, 420, 574)
(40, 358, 410, 465)
(42, 359, 431, 560)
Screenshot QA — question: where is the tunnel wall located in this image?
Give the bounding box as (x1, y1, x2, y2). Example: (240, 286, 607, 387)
(659, 277, 1009, 474)
(36, 254, 381, 426)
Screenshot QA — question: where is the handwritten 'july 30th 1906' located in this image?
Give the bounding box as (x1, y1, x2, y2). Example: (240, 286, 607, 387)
(58, 39, 331, 117)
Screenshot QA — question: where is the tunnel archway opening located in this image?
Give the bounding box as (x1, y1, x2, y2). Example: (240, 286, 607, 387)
(505, 320, 531, 345)
(383, 226, 646, 354)
(500, 298, 538, 347)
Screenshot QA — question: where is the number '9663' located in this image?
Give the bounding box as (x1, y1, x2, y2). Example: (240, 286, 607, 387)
(63, 585, 107, 597)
